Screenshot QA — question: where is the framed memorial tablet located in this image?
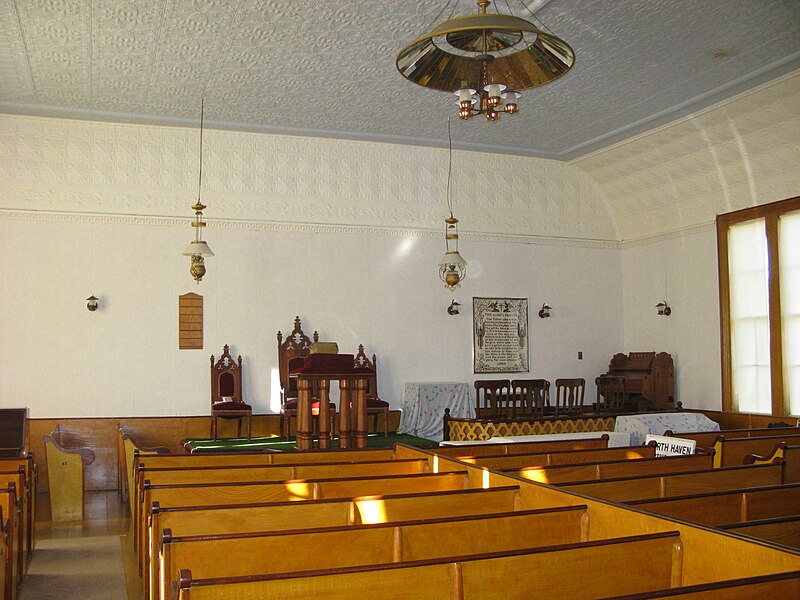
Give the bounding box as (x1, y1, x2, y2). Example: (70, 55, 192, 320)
(473, 297, 529, 374)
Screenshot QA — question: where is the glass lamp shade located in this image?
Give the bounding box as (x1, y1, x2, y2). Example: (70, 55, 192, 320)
(438, 250, 467, 290)
(183, 240, 215, 257)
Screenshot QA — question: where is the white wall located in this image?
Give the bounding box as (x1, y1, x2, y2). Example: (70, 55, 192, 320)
(0, 215, 622, 418)
(0, 114, 622, 418)
(621, 226, 722, 410)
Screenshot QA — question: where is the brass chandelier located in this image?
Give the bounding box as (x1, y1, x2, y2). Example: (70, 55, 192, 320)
(183, 98, 214, 283)
(396, 0, 575, 121)
(438, 118, 467, 291)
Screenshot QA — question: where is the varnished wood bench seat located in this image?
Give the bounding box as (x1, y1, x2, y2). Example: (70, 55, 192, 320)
(159, 505, 588, 600)
(174, 531, 683, 600)
(0, 456, 35, 574)
(719, 515, 800, 549)
(0, 469, 26, 599)
(602, 570, 800, 599)
(558, 462, 784, 502)
(461, 444, 657, 470)
(712, 433, 800, 467)
(140, 470, 472, 589)
(433, 436, 608, 458)
(505, 452, 715, 484)
(628, 482, 800, 525)
(664, 426, 800, 451)
(0, 485, 17, 600)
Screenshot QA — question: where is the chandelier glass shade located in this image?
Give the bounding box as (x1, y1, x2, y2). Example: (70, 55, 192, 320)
(183, 98, 214, 283)
(397, 0, 575, 121)
(439, 216, 467, 290)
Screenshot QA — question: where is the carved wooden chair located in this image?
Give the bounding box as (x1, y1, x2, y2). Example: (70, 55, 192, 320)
(210, 345, 252, 439)
(510, 379, 551, 418)
(595, 375, 628, 414)
(554, 378, 586, 417)
(474, 379, 511, 418)
(277, 317, 335, 439)
(354, 344, 389, 436)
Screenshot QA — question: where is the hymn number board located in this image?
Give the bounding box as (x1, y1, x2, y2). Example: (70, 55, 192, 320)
(179, 293, 203, 349)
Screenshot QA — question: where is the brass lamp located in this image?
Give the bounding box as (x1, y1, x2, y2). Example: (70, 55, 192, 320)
(439, 118, 467, 291)
(397, 0, 574, 121)
(183, 98, 214, 283)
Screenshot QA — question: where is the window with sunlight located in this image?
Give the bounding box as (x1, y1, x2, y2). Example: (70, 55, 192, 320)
(718, 197, 800, 417)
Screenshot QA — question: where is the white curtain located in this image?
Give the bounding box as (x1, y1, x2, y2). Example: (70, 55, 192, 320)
(780, 210, 800, 416)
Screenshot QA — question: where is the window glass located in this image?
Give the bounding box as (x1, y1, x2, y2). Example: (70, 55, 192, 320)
(780, 210, 800, 415)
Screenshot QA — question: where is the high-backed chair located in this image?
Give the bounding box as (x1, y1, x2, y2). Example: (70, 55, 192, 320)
(474, 380, 511, 418)
(277, 316, 335, 439)
(554, 378, 586, 417)
(510, 379, 551, 418)
(595, 375, 629, 414)
(210, 345, 252, 439)
(354, 344, 389, 436)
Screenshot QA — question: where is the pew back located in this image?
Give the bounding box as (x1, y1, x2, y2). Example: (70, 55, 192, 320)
(467, 445, 656, 470)
(720, 516, 800, 549)
(713, 434, 800, 467)
(434, 437, 608, 458)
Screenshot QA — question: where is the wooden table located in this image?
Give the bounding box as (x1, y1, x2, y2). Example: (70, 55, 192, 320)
(292, 371, 372, 450)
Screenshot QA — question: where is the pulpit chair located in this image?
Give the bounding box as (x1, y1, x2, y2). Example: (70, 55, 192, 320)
(210, 345, 252, 439)
(554, 378, 586, 417)
(474, 379, 511, 418)
(595, 375, 628, 414)
(510, 379, 550, 418)
(277, 317, 335, 439)
(354, 345, 389, 436)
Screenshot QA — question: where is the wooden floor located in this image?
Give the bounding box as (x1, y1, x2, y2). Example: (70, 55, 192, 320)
(23, 491, 141, 600)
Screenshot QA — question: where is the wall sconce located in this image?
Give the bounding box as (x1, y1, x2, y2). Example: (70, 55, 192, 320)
(86, 296, 99, 312)
(656, 301, 671, 316)
(538, 303, 551, 319)
(447, 300, 461, 315)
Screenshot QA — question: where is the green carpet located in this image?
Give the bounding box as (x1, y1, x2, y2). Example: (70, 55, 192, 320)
(182, 432, 438, 453)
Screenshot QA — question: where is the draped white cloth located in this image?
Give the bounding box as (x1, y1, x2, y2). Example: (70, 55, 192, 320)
(398, 382, 473, 442)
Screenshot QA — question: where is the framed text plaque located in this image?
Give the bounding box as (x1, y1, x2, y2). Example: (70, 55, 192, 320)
(473, 297, 529, 374)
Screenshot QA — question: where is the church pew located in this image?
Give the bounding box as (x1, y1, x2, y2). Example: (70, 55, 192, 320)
(0, 510, 5, 600)
(119, 431, 169, 511)
(602, 571, 800, 599)
(719, 515, 800, 549)
(174, 531, 683, 600)
(147, 485, 521, 600)
(558, 462, 783, 502)
(665, 426, 800, 451)
(434, 436, 608, 458)
(628, 483, 800, 526)
(139, 471, 471, 584)
(0, 470, 26, 596)
(159, 506, 588, 600)
(712, 433, 800, 467)
(745, 443, 800, 483)
(134, 457, 431, 547)
(507, 452, 715, 484)
(463, 444, 657, 470)
(0, 484, 18, 600)
(0, 456, 35, 569)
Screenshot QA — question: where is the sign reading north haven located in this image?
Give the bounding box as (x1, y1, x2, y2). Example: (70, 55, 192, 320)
(473, 297, 529, 374)
(645, 434, 697, 457)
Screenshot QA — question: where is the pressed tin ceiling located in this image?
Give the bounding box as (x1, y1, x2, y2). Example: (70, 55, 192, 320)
(1, 0, 799, 160)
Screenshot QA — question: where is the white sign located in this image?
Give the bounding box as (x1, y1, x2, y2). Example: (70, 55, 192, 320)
(645, 434, 697, 457)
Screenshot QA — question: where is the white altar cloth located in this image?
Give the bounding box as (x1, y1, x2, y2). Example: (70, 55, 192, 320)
(398, 382, 473, 442)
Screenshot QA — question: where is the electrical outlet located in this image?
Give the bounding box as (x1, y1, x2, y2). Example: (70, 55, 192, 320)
(578, 351, 583, 360)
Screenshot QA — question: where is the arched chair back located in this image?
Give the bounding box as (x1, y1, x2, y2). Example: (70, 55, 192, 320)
(277, 316, 334, 438)
(595, 375, 628, 414)
(554, 378, 586, 417)
(354, 344, 389, 436)
(474, 379, 511, 418)
(211, 345, 252, 439)
(510, 379, 550, 418)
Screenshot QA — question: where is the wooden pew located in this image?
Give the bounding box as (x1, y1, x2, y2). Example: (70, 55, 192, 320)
(139, 469, 469, 563)
(745, 443, 800, 483)
(507, 452, 715, 484)
(464, 444, 657, 470)
(119, 430, 168, 510)
(0, 484, 18, 600)
(0, 470, 25, 596)
(720, 515, 800, 549)
(0, 456, 35, 570)
(434, 436, 608, 458)
(602, 571, 800, 598)
(712, 433, 800, 467)
(665, 426, 800, 451)
(559, 463, 784, 502)
(140, 471, 472, 593)
(0, 508, 5, 600)
(628, 483, 800, 525)
(174, 531, 684, 600)
(160, 506, 588, 600)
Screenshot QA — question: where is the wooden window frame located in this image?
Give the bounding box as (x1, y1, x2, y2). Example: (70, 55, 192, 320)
(717, 195, 800, 416)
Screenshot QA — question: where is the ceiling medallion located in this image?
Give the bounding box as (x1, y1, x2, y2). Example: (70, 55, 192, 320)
(397, 0, 575, 121)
